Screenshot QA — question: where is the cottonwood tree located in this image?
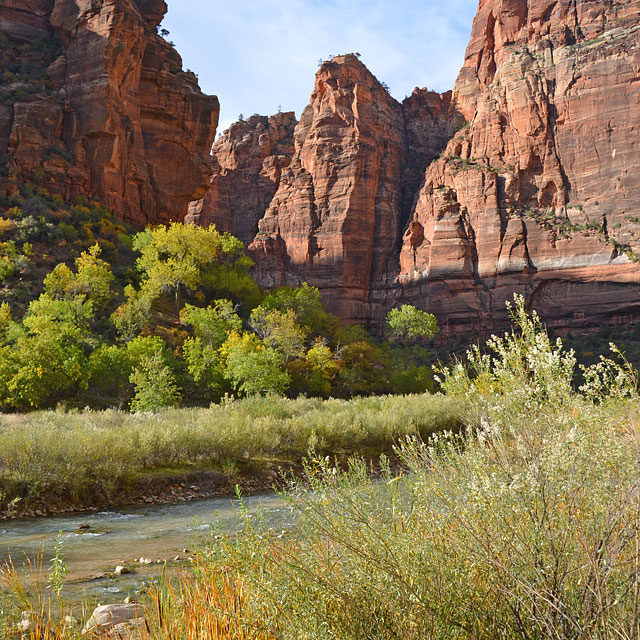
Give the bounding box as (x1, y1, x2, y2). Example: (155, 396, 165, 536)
(385, 305, 438, 344)
(221, 331, 290, 396)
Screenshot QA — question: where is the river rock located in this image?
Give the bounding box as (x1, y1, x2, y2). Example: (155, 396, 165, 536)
(109, 618, 147, 638)
(82, 604, 143, 635)
(114, 565, 131, 575)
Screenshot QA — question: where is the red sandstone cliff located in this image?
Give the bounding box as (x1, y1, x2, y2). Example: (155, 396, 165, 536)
(395, 0, 640, 332)
(246, 55, 453, 324)
(187, 112, 297, 246)
(205, 1, 640, 332)
(0, 0, 218, 224)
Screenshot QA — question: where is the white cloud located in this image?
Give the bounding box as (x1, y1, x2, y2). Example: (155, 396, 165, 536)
(162, 0, 478, 132)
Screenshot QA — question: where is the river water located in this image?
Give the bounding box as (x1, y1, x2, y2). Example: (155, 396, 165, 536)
(0, 493, 289, 607)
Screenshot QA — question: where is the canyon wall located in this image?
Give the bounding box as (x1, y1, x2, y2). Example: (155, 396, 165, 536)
(394, 0, 640, 333)
(204, 0, 640, 333)
(186, 111, 297, 246)
(0, 0, 219, 224)
(2, 0, 639, 333)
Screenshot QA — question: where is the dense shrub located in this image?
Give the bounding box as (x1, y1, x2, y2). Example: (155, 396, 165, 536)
(0, 393, 461, 504)
(164, 297, 640, 640)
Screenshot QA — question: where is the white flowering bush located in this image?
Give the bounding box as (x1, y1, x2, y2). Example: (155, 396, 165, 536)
(437, 294, 637, 423)
(191, 297, 640, 640)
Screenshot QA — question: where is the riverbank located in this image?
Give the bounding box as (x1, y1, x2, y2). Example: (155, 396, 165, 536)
(0, 393, 462, 520)
(0, 463, 297, 521)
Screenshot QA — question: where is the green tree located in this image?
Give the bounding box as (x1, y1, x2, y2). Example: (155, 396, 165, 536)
(0, 240, 31, 283)
(181, 300, 242, 346)
(0, 302, 11, 339)
(305, 340, 340, 396)
(386, 305, 438, 344)
(110, 285, 153, 342)
(44, 244, 114, 308)
(260, 283, 337, 338)
(130, 352, 181, 412)
(180, 300, 242, 397)
(89, 336, 172, 407)
(221, 331, 290, 396)
(132, 223, 257, 312)
(0, 296, 93, 409)
(337, 340, 388, 397)
(249, 307, 306, 362)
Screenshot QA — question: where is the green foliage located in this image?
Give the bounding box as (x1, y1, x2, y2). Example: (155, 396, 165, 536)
(436, 294, 578, 423)
(337, 340, 388, 396)
(180, 301, 242, 398)
(389, 364, 434, 394)
(110, 285, 153, 342)
(222, 331, 291, 396)
(43, 244, 114, 307)
(48, 531, 67, 599)
(132, 223, 257, 310)
(180, 300, 242, 347)
(191, 300, 640, 640)
(250, 307, 306, 361)
(260, 282, 338, 338)
(0, 293, 95, 409)
(89, 336, 172, 407)
(386, 304, 438, 343)
(130, 352, 181, 412)
(0, 240, 30, 283)
(305, 340, 340, 396)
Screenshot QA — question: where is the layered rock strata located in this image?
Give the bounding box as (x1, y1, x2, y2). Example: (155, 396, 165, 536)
(206, 1, 640, 332)
(0, 0, 219, 224)
(395, 0, 640, 333)
(186, 112, 297, 245)
(247, 55, 454, 324)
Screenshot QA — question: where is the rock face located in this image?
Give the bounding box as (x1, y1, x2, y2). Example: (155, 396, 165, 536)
(394, 0, 640, 333)
(187, 112, 297, 245)
(0, 0, 219, 224)
(247, 55, 454, 324)
(206, 2, 640, 333)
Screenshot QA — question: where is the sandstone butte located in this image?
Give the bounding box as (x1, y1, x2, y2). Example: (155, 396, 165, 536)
(0, 0, 219, 225)
(2, 0, 640, 334)
(191, 0, 640, 335)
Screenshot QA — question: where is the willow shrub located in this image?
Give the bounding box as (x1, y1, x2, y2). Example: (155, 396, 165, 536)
(0, 393, 461, 505)
(194, 296, 640, 640)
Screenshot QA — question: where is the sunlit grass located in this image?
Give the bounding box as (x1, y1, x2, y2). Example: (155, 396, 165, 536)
(0, 393, 462, 508)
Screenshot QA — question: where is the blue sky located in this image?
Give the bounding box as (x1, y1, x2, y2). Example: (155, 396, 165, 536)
(162, 0, 479, 134)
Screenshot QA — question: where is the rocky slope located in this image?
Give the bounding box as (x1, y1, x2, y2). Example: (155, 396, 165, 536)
(205, 1, 640, 333)
(0, 0, 219, 224)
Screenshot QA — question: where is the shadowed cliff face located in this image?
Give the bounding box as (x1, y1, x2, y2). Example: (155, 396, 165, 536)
(0, 0, 219, 224)
(201, 1, 640, 334)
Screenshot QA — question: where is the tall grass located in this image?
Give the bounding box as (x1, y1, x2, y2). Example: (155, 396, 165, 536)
(0, 393, 461, 506)
(160, 296, 640, 639)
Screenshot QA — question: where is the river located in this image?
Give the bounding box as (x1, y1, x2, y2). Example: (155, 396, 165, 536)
(0, 493, 289, 608)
